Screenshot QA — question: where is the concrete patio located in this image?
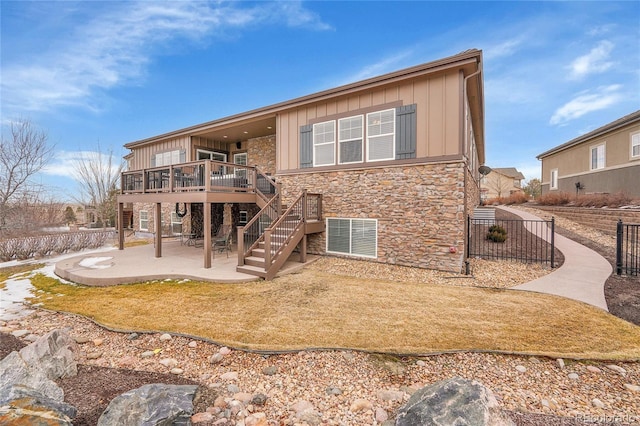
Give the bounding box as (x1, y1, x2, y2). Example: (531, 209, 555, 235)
(54, 239, 315, 286)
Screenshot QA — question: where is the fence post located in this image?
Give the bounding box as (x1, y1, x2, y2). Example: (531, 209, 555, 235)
(616, 219, 623, 276)
(466, 215, 471, 258)
(550, 217, 555, 268)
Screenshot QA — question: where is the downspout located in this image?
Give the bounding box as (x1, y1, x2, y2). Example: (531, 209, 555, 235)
(462, 59, 483, 270)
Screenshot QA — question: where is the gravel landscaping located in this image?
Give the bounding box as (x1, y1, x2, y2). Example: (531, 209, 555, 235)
(1, 207, 639, 425)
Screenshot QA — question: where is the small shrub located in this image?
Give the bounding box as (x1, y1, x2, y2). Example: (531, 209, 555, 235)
(537, 192, 573, 206)
(486, 225, 507, 242)
(537, 191, 633, 208)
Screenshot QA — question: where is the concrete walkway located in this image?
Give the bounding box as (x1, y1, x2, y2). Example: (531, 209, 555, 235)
(498, 206, 611, 311)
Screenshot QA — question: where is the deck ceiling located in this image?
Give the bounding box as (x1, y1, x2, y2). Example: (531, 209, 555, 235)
(191, 116, 277, 142)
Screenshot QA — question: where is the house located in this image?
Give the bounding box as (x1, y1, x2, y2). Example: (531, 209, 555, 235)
(538, 110, 640, 197)
(117, 49, 485, 278)
(480, 167, 525, 201)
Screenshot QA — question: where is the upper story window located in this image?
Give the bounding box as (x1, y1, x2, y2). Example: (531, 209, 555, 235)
(550, 169, 558, 190)
(152, 149, 185, 167)
(300, 104, 416, 169)
(313, 121, 336, 166)
(338, 116, 363, 164)
(367, 109, 395, 161)
(632, 132, 640, 159)
(590, 143, 605, 170)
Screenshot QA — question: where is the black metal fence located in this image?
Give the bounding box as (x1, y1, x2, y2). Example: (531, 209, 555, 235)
(467, 216, 555, 267)
(616, 220, 639, 276)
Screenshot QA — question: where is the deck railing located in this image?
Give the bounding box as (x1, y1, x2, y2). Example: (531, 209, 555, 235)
(616, 220, 640, 276)
(121, 160, 257, 194)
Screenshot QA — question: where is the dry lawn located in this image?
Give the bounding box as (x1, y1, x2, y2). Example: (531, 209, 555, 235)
(26, 268, 640, 360)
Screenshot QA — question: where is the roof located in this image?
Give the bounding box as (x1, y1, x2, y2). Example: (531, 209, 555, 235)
(537, 110, 640, 159)
(492, 167, 525, 180)
(124, 49, 483, 150)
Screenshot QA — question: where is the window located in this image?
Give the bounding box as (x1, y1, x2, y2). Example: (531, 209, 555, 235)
(300, 104, 416, 169)
(327, 218, 377, 258)
(170, 212, 182, 235)
(198, 149, 228, 174)
(153, 149, 183, 167)
(313, 121, 336, 166)
(239, 211, 248, 225)
(367, 109, 395, 161)
(590, 144, 605, 170)
(233, 152, 248, 178)
(632, 132, 640, 158)
(550, 169, 558, 190)
(139, 210, 149, 231)
(338, 116, 363, 164)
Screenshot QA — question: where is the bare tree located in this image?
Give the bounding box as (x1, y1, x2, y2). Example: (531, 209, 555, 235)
(72, 145, 123, 228)
(523, 178, 542, 199)
(0, 119, 55, 233)
(485, 172, 513, 199)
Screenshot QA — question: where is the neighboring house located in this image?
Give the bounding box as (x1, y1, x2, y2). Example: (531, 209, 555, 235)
(117, 49, 485, 278)
(480, 167, 525, 201)
(538, 110, 640, 197)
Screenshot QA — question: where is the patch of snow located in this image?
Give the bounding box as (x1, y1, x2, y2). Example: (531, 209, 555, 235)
(78, 257, 114, 269)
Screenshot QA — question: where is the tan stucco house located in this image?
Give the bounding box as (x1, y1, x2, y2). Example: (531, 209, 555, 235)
(117, 49, 485, 278)
(480, 167, 525, 201)
(538, 110, 640, 197)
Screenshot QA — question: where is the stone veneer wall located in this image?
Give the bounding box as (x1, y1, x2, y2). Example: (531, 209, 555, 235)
(247, 135, 276, 175)
(277, 162, 467, 272)
(133, 202, 188, 237)
(464, 168, 481, 217)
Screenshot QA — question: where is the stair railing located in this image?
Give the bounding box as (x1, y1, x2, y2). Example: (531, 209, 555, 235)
(237, 193, 280, 266)
(263, 190, 306, 270)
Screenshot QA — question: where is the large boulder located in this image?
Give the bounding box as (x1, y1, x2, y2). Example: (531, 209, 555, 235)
(395, 377, 514, 426)
(97, 383, 200, 426)
(0, 384, 76, 425)
(0, 351, 64, 402)
(0, 329, 80, 424)
(18, 328, 79, 380)
(0, 328, 78, 403)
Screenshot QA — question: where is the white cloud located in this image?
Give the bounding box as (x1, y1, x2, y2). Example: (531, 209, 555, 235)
(43, 150, 123, 180)
(549, 85, 623, 126)
(1, 1, 330, 114)
(568, 40, 615, 80)
(484, 37, 525, 61)
(337, 50, 415, 86)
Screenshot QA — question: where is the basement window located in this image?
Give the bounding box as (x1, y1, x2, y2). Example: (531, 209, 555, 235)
(326, 218, 377, 258)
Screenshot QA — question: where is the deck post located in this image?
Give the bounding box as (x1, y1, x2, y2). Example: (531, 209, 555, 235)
(264, 229, 272, 267)
(154, 202, 162, 258)
(205, 161, 211, 192)
(204, 202, 212, 268)
(300, 234, 307, 263)
(237, 226, 245, 266)
(118, 202, 124, 250)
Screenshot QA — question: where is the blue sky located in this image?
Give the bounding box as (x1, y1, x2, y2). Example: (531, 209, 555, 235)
(2, 1, 639, 200)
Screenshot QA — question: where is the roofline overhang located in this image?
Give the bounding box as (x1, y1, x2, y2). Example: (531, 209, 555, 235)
(537, 110, 640, 160)
(125, 49, 483, 150)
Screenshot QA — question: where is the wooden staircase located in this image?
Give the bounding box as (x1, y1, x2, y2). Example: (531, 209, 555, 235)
(237, 190, 323, 279)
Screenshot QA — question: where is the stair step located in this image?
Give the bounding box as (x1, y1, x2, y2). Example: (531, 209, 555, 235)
(252, 248, 265, 258)
(245, 256, 265, 267)
(236, 265, 267, 278)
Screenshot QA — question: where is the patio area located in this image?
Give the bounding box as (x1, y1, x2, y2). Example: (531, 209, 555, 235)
(54, 239, 316, 286)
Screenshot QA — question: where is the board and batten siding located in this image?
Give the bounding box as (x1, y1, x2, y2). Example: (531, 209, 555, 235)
(128, 136, 191, 170)
(276, 71, 463, 172)
(128, 136, 235, 170)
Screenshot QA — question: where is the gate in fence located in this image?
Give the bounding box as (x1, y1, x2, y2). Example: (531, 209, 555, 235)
(616, 220, 640, 276)
(467, 215, 555, 267)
